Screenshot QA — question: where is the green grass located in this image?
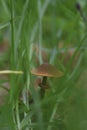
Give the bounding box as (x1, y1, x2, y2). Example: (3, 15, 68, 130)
(0, 0, 87, 130)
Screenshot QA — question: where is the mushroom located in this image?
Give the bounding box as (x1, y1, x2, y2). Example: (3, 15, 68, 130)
(31, 63, 63, 99)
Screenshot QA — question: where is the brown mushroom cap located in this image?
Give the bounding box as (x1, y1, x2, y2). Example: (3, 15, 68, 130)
(31, 63, 64, 77)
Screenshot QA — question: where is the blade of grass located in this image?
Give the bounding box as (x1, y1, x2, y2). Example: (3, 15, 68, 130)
(10, 0, 22, 130)
(65, 33, 87, 75)
(30, 0, 51, 45)
(15, 100, 21, 130)
(1, 0, 10, 16)
(15, 0, 30, 57)
(0, 85, 9, 92)
(68, 52, 84, 80)
(0, 70, 23, 74)
(0, 22, 10, 30)
(10, 0, 15, 67)
(37, 0, 43, 64)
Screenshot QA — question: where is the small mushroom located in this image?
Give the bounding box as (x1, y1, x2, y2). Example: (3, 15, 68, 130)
(31, 63, 63, 99)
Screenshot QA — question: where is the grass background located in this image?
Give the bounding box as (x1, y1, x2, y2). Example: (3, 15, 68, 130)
(0, 0, 87, 130)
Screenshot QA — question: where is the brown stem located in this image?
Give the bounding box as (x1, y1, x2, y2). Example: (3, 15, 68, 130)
(40, 76, 47, 99)
(42, 76, 47, 86)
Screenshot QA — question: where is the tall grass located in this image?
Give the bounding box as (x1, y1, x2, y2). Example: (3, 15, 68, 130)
(0, 0, 87, 130)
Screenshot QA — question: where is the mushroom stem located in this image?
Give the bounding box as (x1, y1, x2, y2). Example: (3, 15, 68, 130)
(42, 76, 47, 86)
(40, 76, 47, 99)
